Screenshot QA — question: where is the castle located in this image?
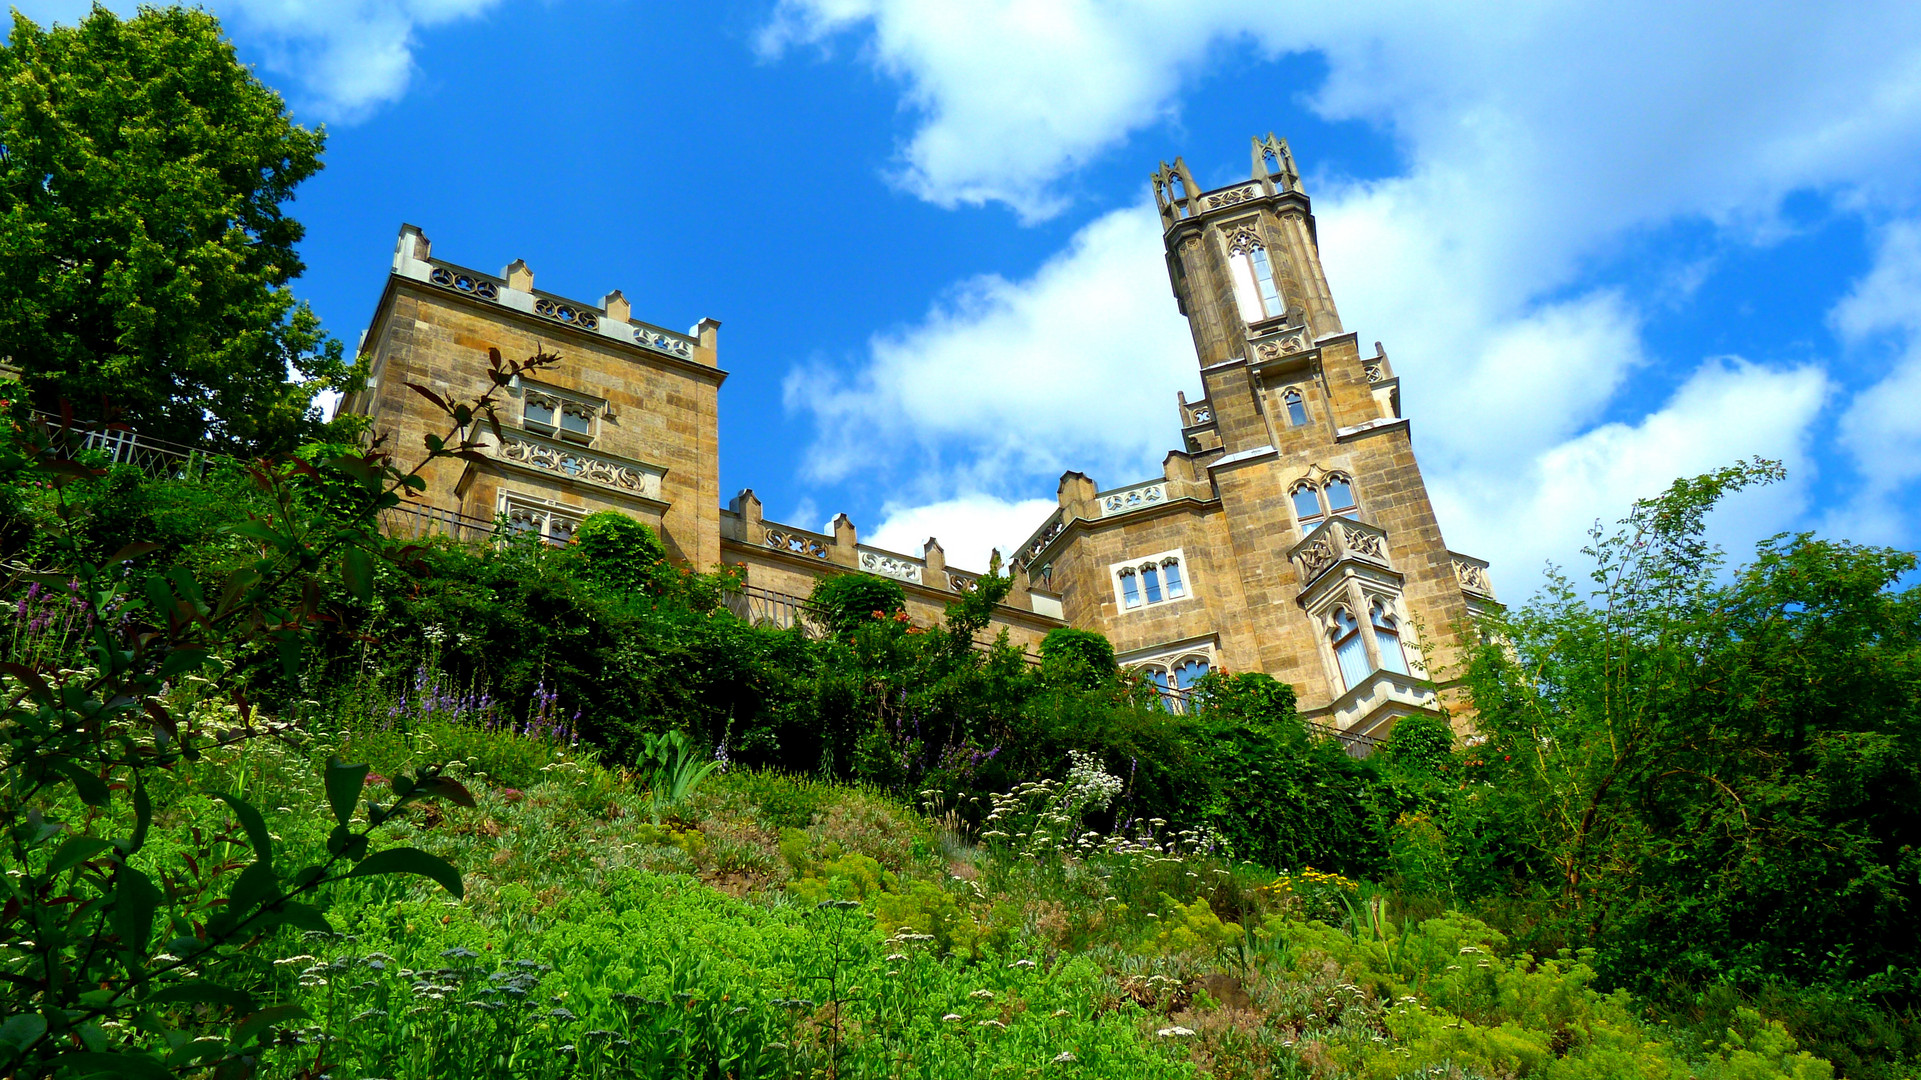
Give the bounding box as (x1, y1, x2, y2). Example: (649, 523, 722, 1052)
(342, 135, 1497, 740)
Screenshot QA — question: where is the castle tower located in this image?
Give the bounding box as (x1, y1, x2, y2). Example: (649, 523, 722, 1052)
(1017, 136, 1498, 740)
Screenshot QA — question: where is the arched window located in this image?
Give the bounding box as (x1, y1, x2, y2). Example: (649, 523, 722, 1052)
(1227, 226, 1285, 322)
(1324, 476, 1356, 518)
(1141, 562, 1164, 604)
(1283, 388, 1310, 427)
(1330, 607, 1370, 690)
(1371, 598, 1410, 675)
(1118, 567, 1141, 609)
(1292, 483, 1323, 528)
(1161, 557, 1186, 598)
(1172, 657, 1210, 689)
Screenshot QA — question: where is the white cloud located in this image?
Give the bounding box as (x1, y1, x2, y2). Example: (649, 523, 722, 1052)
(784, 205, 1194, 490)
(768, 0, 1921, 592)
(1830, 219, 1921, 542)
(862, 495, 1060, 573)
(11, 0, 501, 122)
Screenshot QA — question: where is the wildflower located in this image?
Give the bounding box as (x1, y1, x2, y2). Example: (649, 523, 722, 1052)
(969, 989, 994, 999)
(942, 1013, 964, 1023)
(1156, 1026, 1196, 1038)
(1053, 1051, 1078, 1063)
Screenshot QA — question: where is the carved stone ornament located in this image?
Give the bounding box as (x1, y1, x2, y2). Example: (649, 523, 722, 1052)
(1365, 364, 1384, 383)
(1298, 538, 1334, 579)
(1190, 406, 1213, 424)
(1208, 185, 1260, 210)
(1100, 483, 1167, 516)
(634, 327, 695, 360)
(949, 573, 978, 594)
(1348, 529, 1385, 559)
(1254, 329, 1307, 361)
(1225, 224, 1265, 257)
(859, 550, 924, 583)
(500, 435, 657, 496)
(428, 266, 500, 301)
(533, 297, 599, 332)
(1026, 519, 1066, 559)
(1454, 558, 1493, 594)
(766, 529, 828, 560)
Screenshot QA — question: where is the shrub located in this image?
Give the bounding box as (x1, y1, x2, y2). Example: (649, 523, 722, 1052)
(808, 572, 906, 638)
(572, 509, 666, 593)
(1038, 627, 1115, 687)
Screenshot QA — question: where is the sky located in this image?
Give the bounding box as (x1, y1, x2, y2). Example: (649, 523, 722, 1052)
(20, 0, 1921, 595)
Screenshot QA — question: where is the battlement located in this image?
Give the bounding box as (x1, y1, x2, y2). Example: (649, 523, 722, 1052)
(390, 224, 718, 367)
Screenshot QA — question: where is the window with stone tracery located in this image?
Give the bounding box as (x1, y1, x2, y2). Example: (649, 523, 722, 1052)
(1290, 474, 1359, 532)
(499, 493, 582, 547)
(1111, 549, 1191, 611)
(1283, 388, 1310, 427)
(1322, 594, 1419, 693)
(521, 385, 600, 444)
(1226, 224, 1285, 323)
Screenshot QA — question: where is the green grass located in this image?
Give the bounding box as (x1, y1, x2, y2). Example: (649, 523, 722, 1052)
(138, 716, 1838, 1079)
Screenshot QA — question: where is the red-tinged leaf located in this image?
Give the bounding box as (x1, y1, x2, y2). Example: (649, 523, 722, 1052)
(348, 846, 463, 898)
(413, 775, 476, 808)
(405, 382, 449, 412)
(105, 541, 160, 567)
(451, 450, 492, 465)
(0, 662, 52, 703)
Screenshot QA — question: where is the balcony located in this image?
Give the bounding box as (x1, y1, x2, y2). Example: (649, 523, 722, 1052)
(1288, 517, 1392, 589)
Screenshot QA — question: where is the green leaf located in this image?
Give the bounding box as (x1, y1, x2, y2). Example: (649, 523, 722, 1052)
(348, 846, 464, 898)
(142, 574, 175, 617)
(231, 1004, 307, 1049)
(53, 761, 109, 807)
(260, 901, 331, 935)
(324, 759, 370, 826)
(156, 648, 210, 681)
(47, 837, 111, 875)
(0, 662, 53, 704)
(50, 1050, 172, 1080)
(214, 794, 272, 866)
(227, 860, 278, 919)
(111, 867, 161, 954)
(0, 1012, 46, 1051)
(104, 541, 160, 567)
(277, 632, 301, 685)
(341, 545, 373, 602)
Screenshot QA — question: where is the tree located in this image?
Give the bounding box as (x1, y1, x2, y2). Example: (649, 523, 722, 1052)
(1457, 459, 1921, 1003)
(0, 6, 347, 453)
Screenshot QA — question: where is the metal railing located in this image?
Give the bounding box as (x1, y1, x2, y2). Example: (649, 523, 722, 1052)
(32, 412, 214, 480)
(1149, 683, 1385, 757)
(724, 585, 828, 638)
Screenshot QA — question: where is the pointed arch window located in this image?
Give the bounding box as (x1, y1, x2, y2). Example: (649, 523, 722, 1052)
(1330, 607, 1370, 690)
(1226, 225, 1285, 323)
(1161, 557, 1186, 598)
(1324, 476, 1356, 518)
(1292, 483, 1325, 528)
(1283, 388, 1310, 427)
(1292, 475, 1361, 531)
(1172, 657, 1210, 689)
(1371, 598, 1410, 675)
(1118, 567, 1142, 609)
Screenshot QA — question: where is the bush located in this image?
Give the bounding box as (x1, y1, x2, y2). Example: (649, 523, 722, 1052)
(1038, 627, 1115, 688)
(808, 572, 906, 638)
(573, 509, 667, 593)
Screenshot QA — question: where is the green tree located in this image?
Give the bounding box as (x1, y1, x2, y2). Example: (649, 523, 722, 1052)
(0, 6, 346, 453)
(1458, 459, 1921, 1005)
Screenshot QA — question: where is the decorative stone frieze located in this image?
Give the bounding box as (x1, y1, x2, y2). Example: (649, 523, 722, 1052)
(1098, 482, 1167, 517)
(532, 297, 599, 331)
(858, 549, 924, 584)
(1207, 185, 1262, 210)
(1289, 518, 1393, 588)
(634, 327, 695, 360)
(1365, 364, 1384, 382)
(1452, 553, 1495, 598)
(1022, 511, 1066, 560)
(428, 266, 500, 301)
(766, 529, 829, 560)
(1253, 326, 1310, 359)
(497, 434, 662, 501)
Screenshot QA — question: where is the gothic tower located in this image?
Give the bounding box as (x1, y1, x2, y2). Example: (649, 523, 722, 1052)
(1014, 135, 1498, 739)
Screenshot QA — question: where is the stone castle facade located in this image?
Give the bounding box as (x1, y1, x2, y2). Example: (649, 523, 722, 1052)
(343, 135, 1495, 739)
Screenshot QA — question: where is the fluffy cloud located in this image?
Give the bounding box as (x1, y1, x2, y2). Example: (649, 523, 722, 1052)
(12, 0, 501, 122)
(1830, 219, 1921, 542)
(862, 495, 1061, 573)
(784, 206, 1194, 490)
(767, 0, 1921, 588)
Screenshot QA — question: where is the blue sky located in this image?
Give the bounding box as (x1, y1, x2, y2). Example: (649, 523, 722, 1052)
(23, 0, 1921, 592)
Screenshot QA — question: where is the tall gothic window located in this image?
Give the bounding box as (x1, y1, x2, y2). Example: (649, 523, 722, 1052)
(1324, 476, 1356, 518)
(1331, 607, 1370, 690)
(1371, 598, 1410, 675)
(1119, 568, 1142, 608)
(1161, 557, 1186, 598)
(1292, 483, 1324, 528)
(1283, 388, 1310, 427)
(1227, 225, 1285, 323)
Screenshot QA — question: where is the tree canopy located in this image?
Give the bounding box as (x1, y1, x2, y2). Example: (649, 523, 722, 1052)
(0, 6, 346, 452)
